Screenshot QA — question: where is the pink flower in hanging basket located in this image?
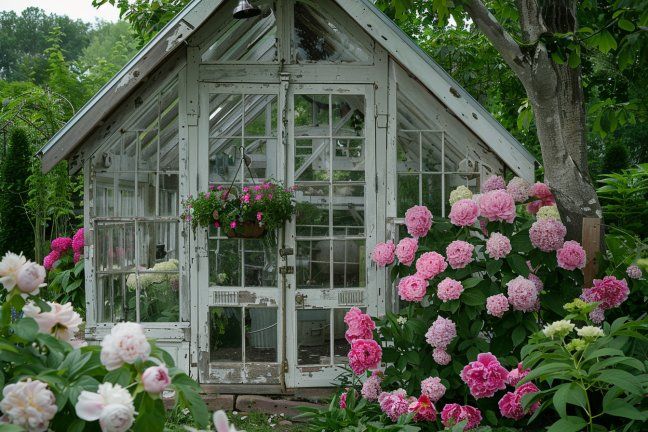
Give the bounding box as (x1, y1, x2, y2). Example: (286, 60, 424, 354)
(230, 221, 237, 229)
(257, 212, 263, 221)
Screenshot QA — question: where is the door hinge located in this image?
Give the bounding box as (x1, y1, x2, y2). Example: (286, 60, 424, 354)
(279, 247, 294, 258)
(279, 265, 294, 275)
(281, 360, 289, 373)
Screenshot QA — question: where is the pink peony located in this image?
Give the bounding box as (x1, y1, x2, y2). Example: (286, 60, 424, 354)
(348, 339, 382, 375)
(0, 379, 57, 432)
(409, 394, 437, 422)
(557, 240, 586, 271)
(43, 250, 61, 270)
(432, 348, 452, 365)
(449, 199, 480, 227)
(626, 265, 642, 280)
(528, 272, 543, 293)
(100, 322, 151, 371)
(437, 278, 464, 302)
(425, 316, 456, 349)
(344, 307, 376, 343)
(371, 241, 395, 267)
(339, 389, 356, 409)
(421, 377, 446, 402)
(51, 237, 72, 253)
(441, 404, 482, 430)
(378, 389, 411, 422)
(141, 364, 170, 394)
(404, 205, 433, 238)
(415, 252, 447, 280)
(479, 190, 516, 223)
(498, 382, 540, 420)
(73, 252, 82, 263)
(445, 240, 474, 269)
(72, 228, 84, 254)
(16, 262, 46, 295)
(529, 219, 566, 252)
(482, 175, 506, 192)
(397, 275, 428, 302)
(526, 200, 543, 215)
(531, 182, 553, 200)
(361, 372, 383, 401)
(23, 301, 83, 345)
(395, 237, 418, 266)
(507, 276, 538, 312)
(506, 363, 531, 387)
(486, 294, 510, 318)
(506, 177, 531, 202)
(485, 233, 512, 260)
(581, 276, 629, 311)
(460, 352, 508, 399)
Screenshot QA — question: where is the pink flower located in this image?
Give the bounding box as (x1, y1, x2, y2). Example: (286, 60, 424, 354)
(449, 199, 479, 227)
(397, 275, 428, 302)
(486, 294, 509, 318)
(348, 339, 382, 375)
(425, 316, 456, 349)
(230, 221, 237, 229)
(627, 265, 642, 279)
(529, 219, 566, 252)
(0, 379, 57, 432)
(432, 348, 452, 365)
(344, 307, 375, 343)
(409, 394, 437, 422)
(73, 252, 82, 264)
(479, 190, 516, 223)
(445, 240, 474, 269)
(421, 377, 446, 402)
(404, 205, 433, 238)
(437, 278, 464, 302)
(507, 276, 538, 312)
(141, 364, 170, 394)
(23, 301, 83, 344)
(531, 182, 553, 200)
(243, 186, 249, 193)
(371, 241, 396, 267)
(16, 262, 46, 295)
(506, 177, 531, 202)
(581, 276, 629, 311)
(506, 363, 530, 387)
(339, 389, 356, 409)
(482, 175, 506, 192)
(256, 212, 263, 221)
(43, 250, 61, 270)
(361, 372, 383, 401)
(557, 240, 586, 271)
(72, 228, 85, 254)
(100, 322, 151, 371)
(485, 233, 511, 260)
(255, 194, 263, 201)
(498, 382, 540, 420)
(415, 252, 447, 279)
(441, 404, 482, 430)
(51, 237, 72, 252)
(242, 194, 251, 204)
(460, 352, 508, 399)
(528, 273, 543, 293)
(379, 389, 411, 422)
(395, 237, 418, 266)
(590, 307, 605, 323)
(75, 383, 134, 432)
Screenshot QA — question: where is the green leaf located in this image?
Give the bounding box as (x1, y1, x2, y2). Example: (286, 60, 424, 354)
(511, 326, 526, 347)
(173, 374, 209, 428)
(461, 289, 486, 306)
(595, 370, 644, 396)
(604, 398, 646, 421)
(485, 259, 503, 276)
(462, 277, 481, 289)
(133, 394, 166, 432)
(553, 383, 588, 418)
(618, 19, 635, 32)
(104, 367, 132, 387)
(547, 416, 588, 432)
(11, 317, 39, 341)
(522, 362, 570, 383)
(506, 254, 530, 276)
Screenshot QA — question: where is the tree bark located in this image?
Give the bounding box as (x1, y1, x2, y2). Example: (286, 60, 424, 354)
(464, 0, 602, 240)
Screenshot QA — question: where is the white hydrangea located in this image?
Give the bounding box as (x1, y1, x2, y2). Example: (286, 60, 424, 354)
(449, 185, 473, 205)
(542, 319, 575, 339)
(576, 326, 604, 339)
(100, 322, 151, 371)
(536, 205, 561, 221)
(0, 379, 57, 432)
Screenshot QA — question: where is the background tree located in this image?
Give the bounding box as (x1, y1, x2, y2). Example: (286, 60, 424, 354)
(0, 128, 34, 258)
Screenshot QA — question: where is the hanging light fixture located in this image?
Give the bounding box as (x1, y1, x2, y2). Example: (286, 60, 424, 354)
(233, 0, 261, 19)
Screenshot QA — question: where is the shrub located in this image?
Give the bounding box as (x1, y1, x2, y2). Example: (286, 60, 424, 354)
(597, 164, 648, 238)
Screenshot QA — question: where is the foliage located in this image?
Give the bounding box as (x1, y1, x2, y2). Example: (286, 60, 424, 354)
(43, 244, 86, 313)
(597, 164, 648, 238)
(0, 128, 34, 259)
(521, 313, 648, 432)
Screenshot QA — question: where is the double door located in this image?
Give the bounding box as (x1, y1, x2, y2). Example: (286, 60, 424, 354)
(196, 81, 377, 387)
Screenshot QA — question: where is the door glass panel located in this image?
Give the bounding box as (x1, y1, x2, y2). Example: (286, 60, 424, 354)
(332, 185, 364, 236)
(332, 95, 365, 136)
(333, 239, 365, 289)
(295, 139, 330, 181)
(246, 308, 278, 362)
(297, 309, 331, 365)
(210, 239, 241, 286)
(294, 94, 329, 132)
(210, 307, 243, 362)
(333, 308, 352, 364)
(296, 185, 330, 237)
(296, 240, 330, 289)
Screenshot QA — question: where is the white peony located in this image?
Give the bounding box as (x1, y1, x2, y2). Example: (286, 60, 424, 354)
(76, 383, 135, 432)
(576, 326, 604, 339)
(542, 319, 575, 339)
(100, 322, 151, 370)
(0, 379, 57, 432)
(214, 410, 240, 432)
(23, 301, 83, 344)
(449, 185, 473, 206)
(15, 261, 46, 295)
(0, 252, 27, 291)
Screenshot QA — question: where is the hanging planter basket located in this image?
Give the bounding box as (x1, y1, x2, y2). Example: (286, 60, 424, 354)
(225, 221, 267, 239)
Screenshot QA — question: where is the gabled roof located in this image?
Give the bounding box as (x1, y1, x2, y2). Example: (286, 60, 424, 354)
(39, 0, 536, 177)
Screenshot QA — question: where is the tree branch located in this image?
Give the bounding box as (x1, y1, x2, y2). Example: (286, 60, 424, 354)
(515, 0, 548, 43)
(463, 0, 530, 80)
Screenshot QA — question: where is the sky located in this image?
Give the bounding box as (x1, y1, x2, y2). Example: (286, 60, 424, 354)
(0, 0, 121, 23)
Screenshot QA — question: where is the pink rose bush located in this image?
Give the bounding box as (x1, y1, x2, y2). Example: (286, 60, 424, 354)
(344, 307, 375, 343)
(378, 389, 411, 421)
(486, 293, 510, 317)
(348, 339, 382, 375)
(506, 363, 530, 387)
(485, 232, 511, 260)
(482, 175, 506, 192)
(361, 372, 383, 401)
(529, 218, 566, 252)
(409, 394, 437, 422)
(441, 403, 482, 430)
(426, 316, 456, 351)
(404, 205, 432, 238)
(626, 265, 642, 279)
(0, 379, 57, 432)
(581, 275, 629, 322)
(506, 176, 531, 202)
(421, 376, 446, 402)
(0, 252, 46, 295)
(460, 352, 508, 398)
(141, 364, 171, 394)
(507, 276, 538, 312)
(445, 240, 474, 269)
(498, 382, 540, 420)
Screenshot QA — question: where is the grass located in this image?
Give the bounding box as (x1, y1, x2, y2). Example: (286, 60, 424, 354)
(165, 409, 309, 431)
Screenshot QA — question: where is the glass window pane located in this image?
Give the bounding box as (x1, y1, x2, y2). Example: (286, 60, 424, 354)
(333, 239, 365, 289)
(245, 139, 276, 181)
(137, 172, 157, 217)
(94, 178, 115, 217)
(210, 307, 243, 362)
(295, 138, 330, 182)
(332, 185, 364, 236)
(210, 239, 241, 286)
(158, 174, 179, 217)
(296, 240, 330, 289)
(138, 270, 180, 322)
(96, 222, 136, 273)
(293, 1, 371, 63)
(98, 274, 136, 323)
(422, 174, 443, 217)
(396, 133, 421, 173)
(243, 238, 277, 287)
(397, 174, 419, 216)
(332, 95, 364, 137)
(297, 309, 331, 365)
(244, 94, 277, 137)
(421, 132, 443, 172)
(209, 138, 243, 184)
(119, 132, 138, 172)
(333, 308, 353, 364)
(246, 308, 278, 362)
(295, 185, 329, 237)
(137, 222, 179, 269)
(333, 138, 364, 181)
(294, 94, 329, 132)
(209, 94, 243, 138)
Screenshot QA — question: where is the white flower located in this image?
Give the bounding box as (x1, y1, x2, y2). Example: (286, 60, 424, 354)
(396, 316, 408, 325)
(537, 205, 561, 221)
(15, 261, 47, 295)
(76, 383, 134, 432)
(0, 379, 57, 432)
(576, 326, 604, 339)
(141, 364, 171, 394)
(214, 410, 241, 432)
(0, 252, 27, 290)
(100, 322, 151, 371)
(23, 301, 83, 344)
(449, 185, 473, 205)
(542, 320, 575, 339)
